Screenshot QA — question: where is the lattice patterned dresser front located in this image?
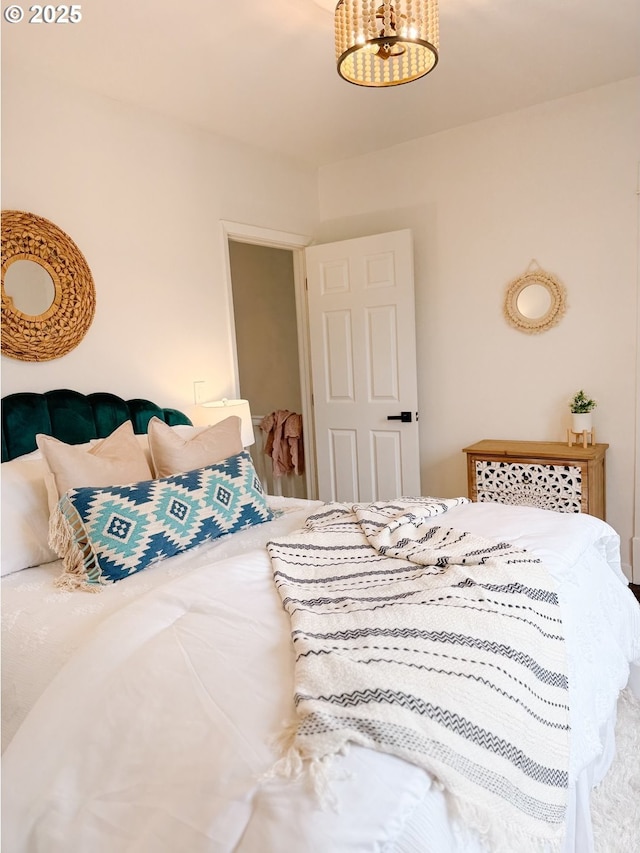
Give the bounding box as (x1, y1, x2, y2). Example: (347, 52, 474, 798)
(462, 440, 608, 520)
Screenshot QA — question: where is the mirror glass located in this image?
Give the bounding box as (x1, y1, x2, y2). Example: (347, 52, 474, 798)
(516, 283, 552, 320)
(4, 260, 56, 316)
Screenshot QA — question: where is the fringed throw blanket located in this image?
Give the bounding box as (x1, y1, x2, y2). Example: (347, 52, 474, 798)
(267, 498, 569, 851)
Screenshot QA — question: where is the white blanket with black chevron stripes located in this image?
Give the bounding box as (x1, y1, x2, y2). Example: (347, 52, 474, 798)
(267, 498, 569, 852)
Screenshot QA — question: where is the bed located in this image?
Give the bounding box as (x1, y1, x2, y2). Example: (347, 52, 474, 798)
(2, 390, 639, 853)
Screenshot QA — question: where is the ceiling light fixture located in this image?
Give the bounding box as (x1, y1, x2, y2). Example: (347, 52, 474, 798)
(335, 0, 439, 87)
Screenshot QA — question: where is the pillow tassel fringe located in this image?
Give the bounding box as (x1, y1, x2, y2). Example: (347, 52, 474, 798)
(54, 573, 102, 594)
(49, 499, 105, 593)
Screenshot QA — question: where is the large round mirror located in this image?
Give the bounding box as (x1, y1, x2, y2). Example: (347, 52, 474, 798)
(1, 210, 96, 361)
(504, 267, 566, 334)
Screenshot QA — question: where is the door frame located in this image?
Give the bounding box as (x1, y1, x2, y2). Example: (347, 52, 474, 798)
(633, 162, 640, 582)
(220, 220, 317, 499)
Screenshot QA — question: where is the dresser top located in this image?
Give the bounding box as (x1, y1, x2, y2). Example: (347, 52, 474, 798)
(462, 439, 608, 461)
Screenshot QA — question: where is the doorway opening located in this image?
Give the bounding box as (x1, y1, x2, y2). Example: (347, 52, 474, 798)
(221, 221, 316, 499)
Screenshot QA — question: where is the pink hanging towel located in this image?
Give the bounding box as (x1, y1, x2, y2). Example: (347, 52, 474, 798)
(259, 410, 304, 478)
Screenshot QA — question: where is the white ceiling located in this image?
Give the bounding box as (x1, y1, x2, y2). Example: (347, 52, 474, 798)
(3, 0, 639, 166)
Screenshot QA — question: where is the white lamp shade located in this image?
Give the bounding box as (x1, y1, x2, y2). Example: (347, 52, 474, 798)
(201, 398, 255, 448)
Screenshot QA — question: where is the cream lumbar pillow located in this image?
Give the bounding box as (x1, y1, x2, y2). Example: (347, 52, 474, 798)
(36, 420, 153, 502)
(147, 415, 243, 477)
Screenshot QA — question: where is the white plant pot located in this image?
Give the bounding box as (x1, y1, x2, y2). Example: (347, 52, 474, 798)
(571, 412, 592, 433)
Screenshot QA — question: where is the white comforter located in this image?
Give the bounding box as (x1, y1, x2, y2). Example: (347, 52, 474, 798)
(3, 499, 640, 853)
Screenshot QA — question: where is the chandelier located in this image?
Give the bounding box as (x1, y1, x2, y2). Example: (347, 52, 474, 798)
(335, 1, 439, 87)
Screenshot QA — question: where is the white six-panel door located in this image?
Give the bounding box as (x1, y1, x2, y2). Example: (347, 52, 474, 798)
(305, 230, 420, 502)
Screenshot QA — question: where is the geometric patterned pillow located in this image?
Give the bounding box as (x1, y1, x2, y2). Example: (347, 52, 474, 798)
(50, 451, 273, 588)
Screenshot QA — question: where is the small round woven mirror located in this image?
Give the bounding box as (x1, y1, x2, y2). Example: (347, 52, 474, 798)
(504, 262, 566, 334)
(1, 210, 96, 361)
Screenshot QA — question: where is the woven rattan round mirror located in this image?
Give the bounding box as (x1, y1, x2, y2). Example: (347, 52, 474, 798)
(1, 210, 95, 361)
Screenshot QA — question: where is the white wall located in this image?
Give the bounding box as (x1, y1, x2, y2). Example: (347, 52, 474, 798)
(317, 78, 640, 576)
(3, 70, 638, 575)
(1, 71, 319, 424)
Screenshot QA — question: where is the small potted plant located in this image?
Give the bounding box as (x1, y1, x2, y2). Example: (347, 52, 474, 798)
(569, 390, 597, 433)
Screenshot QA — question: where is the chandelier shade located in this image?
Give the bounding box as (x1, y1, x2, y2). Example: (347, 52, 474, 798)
(335, 0, 439, 87)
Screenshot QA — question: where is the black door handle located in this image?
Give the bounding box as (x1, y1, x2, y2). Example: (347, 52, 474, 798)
(387, 411, 412, 423)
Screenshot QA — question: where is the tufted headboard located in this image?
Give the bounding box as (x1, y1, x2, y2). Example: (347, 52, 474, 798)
(1, 389, 192, 462)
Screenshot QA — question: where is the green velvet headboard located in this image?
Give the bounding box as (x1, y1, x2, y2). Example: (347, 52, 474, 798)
(1, 389, 192, 462)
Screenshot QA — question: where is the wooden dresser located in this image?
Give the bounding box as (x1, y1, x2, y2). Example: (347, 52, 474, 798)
(462, 439, 608, 520)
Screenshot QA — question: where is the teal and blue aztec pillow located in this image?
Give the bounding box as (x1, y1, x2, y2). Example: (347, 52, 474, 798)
(50, 451, 273, 587)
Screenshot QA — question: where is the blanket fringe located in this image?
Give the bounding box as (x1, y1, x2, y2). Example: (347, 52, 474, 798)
(265, 721, 563, 850)
(262, 721, 346, 810)
(449, 787, 563, 853)
(266, 730, 563, 850)
(264, 719, 305, 780)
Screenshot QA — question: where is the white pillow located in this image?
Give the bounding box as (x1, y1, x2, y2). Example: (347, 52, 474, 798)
(1, 453, 58, 575)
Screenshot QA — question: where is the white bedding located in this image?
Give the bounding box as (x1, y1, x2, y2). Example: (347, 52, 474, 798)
(1, 497, 322, 749)
(2, 498, 639, 853)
